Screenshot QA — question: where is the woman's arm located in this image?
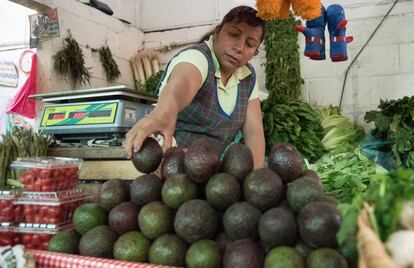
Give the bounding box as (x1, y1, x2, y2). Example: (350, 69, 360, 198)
(242, 98, 265, 169)
(126, 62, 203, 157)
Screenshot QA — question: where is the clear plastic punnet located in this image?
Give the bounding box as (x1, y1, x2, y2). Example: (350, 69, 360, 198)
(14, 188, 88, 225)
(10, 157, 83, 192)
(0, 189, 23, 223)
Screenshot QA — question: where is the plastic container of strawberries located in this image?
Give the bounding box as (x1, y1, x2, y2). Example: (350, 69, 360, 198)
(10, 157, 83, 192)
(15, 188, 88, 225)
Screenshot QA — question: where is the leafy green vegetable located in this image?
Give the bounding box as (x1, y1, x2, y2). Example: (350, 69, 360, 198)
(136, 70, 164, 95)
(262, 96, 325, 162)
(365, 96, 414, 168)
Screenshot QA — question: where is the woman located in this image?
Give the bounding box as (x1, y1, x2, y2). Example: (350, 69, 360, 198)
(126, 5, 266, 169)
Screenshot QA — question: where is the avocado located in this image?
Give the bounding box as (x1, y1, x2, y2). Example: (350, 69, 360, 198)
(286, 177, 325, 213)
(130, 174, 163, 207)
(185, 239, 222, 268)
(73, 203, 107, 235)
(223, 202, 261, 240)
(113, 231, 151, 262)
(222, 143, 253, 183)
(223, 239, 264, 268)
(48, 230, 81, 254)
(306, 248, 348, 268)
(161, 146, 185, 180)
(184, 139, 221, 183)
(149, 233, 188, 266)
(174, 199, 218, 243)
(244, 168, 283, 211)
(108, 202, 139, 235)
(268, 144, 303, 183)
(79, 225, 117, 258)
(258, 207, 297, 248)
(131, 137, 163, 174)
(298, 201, 341, 248)
(323, 195, 340, 207)
(98, 179, 130, 212)
(294, 239, 314, 258)
(161, 174, 198, 209)
(301, 169, 324, 189)
(206, 173, 241, 211)
(264, 246, 305, 268)
(138, 201, 173, 239)
(216, 231, 233, 253)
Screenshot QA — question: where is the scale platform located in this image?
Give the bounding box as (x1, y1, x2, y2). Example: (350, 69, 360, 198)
(32, 85, 157, 142)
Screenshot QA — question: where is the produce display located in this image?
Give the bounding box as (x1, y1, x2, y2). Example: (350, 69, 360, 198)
(46, 138, 348, 268)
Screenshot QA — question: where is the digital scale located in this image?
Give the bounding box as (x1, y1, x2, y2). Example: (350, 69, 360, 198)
(31, 85, 157, 145)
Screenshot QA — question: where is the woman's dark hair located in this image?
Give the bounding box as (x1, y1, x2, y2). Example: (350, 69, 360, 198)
(199, 5, 266, 43)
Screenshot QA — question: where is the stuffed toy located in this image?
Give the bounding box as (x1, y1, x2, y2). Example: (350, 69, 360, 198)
(256, 0, 321, 21)
(327, 4, 353, 62)
(295, 5, 327, 60)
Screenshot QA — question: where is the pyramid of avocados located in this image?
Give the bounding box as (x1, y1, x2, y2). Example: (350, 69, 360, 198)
(184, 139, 221, 183)
(185, 239, 222, 268)
(138, 201, 173, 239)
(130, 174, 163, 207)
(108, 202, 139, 235)
(222, 143, 254, 183)
(131, 137, 163, 174)
(98, 179, 130, 212)
(73, 203, 107, 235)
(174, 199, 218, 243)
(286, 177, 325, 213)
(306, 248, 348, 268)
(113, 231, 151, 262)
(205, 173, 241, 211)
(298, 201, 341, 248)
(223, 202, 261, 240)
(244, 168, 282, 211)
(79, 225, 117, 258)
(268, 144, 303, 183)
(149, 233, 188, 267)
(161, 146, 185, 180)
(223, 239, 264, 268)
(264, 246, 305, 268)
(161, 174, 198, 209)
(258, 207, 297, 248)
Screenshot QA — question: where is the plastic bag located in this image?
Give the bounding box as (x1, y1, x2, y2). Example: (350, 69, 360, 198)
(359, 132, 395, 170)
(6, 53, 37, 119)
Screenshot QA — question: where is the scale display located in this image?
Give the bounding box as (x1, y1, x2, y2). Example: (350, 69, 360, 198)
(41, 102, 118, 127)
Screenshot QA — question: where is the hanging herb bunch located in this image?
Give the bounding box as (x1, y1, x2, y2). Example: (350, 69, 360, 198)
(264, 15, 303, 99)
(98, 45, 121, 82)
(53, 34, 91, 86)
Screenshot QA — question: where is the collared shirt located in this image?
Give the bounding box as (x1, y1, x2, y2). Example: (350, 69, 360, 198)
(158, 36, 259, 116)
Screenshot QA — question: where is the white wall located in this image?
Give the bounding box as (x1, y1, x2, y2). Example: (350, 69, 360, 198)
(142, 0, 414, 123)
(20, 0, 144, 94)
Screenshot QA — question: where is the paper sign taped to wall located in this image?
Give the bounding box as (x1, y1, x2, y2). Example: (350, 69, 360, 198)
(0, 61, 18, 87)
(29, 8, 60, 48)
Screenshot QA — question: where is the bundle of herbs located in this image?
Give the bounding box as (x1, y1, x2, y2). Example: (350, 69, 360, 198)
(53, 35, 91, 86)
(136, 70, 164, 95)
(365, 96, 414, 168)
(98, 46, 121, 82)
(262, 95, 325, 162)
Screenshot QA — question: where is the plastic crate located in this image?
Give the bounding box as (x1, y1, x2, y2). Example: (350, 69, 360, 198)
(15, 188, 88, 225)
(10, 157, 82, 192)
(0, 189, 23, 222)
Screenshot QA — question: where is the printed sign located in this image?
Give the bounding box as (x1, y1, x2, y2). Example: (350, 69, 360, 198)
(29, 8, 60, 48)
(0, 61, 19, 87)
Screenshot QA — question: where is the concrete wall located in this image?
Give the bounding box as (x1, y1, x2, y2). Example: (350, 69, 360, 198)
(27, 0, 144, 93)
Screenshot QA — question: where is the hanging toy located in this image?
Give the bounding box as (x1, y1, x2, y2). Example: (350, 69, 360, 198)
(256, 0, 322, 21)
(327, 4, 353, 62)
(295, 5, 326, 60)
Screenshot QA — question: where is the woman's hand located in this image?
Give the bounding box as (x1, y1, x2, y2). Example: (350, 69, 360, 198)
(125, 110, 177, 158)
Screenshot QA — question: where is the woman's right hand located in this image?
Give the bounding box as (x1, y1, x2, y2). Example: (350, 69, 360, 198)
(125, 110, 177, 158)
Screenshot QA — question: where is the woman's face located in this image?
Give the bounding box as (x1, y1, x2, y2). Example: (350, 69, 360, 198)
(213, 21, 262, 76)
